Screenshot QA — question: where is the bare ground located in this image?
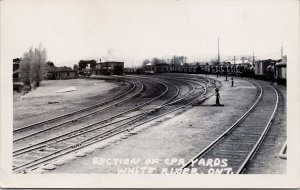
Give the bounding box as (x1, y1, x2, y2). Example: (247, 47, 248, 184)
(13, 78, 128, 128)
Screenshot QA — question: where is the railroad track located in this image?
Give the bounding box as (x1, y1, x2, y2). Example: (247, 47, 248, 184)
(148, 76, 209, 105)
(14, 76, 175, 145)
(13, 79, 143, 134)
(13, 77, 170, 149)
(13, 76, 219, 173)
(13, 76, 179, 172)
(179, 80, 278, 174)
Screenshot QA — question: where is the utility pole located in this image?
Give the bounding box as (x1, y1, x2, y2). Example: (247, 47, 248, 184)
(218, 38, 220, 65)
(281, 42, 284, 59)
(252, 51, 255, 65)
(217, 38, 220, 78)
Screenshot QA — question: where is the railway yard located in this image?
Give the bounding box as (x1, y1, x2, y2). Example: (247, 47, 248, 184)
(13, 73, 286, 174)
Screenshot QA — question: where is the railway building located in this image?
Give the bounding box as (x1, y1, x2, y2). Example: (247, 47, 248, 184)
(153, 63, 169, 73)
(78, 60, 124, 76)
(169, 64, 180, 72)
(13, 58, 21, 82)
(78, 60, 97, 76)
(275, 55, 287, 84)
(47, 67, 78, 80)
(13, 58, 23, 92)
(99, 61, 124, 75)
(254, 59, 278, 80)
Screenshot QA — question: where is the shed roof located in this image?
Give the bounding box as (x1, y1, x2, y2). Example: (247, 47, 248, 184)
(275, 62, 286, 67)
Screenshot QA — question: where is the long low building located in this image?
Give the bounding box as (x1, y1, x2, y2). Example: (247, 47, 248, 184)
(47, 66, 78, 80)
(48, 70, 78, 80)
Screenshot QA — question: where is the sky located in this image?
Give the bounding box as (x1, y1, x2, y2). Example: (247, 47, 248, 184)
(1, 0, 299, 67)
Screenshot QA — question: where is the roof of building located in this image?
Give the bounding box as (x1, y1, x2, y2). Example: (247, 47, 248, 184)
(13, 70, 20, 74)
(275, 62, 286, 67)
(49, 67, 76, 72)
(13, 58, 21, 63)
(100, 61, 124, 64)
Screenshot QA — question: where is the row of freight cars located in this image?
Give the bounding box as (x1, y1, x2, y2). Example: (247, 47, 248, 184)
(124, 57, 287, 84)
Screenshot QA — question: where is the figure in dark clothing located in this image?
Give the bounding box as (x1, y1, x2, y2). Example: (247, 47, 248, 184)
(215, 88, 220, 105)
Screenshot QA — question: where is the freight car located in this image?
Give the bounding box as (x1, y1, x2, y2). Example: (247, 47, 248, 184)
(139, 58, 285, 84)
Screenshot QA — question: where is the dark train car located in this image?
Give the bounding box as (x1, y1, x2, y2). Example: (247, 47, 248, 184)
(124, 68, 144, 74)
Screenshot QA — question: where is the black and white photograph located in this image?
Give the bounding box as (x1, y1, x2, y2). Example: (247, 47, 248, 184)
(0, 0, 299, 188)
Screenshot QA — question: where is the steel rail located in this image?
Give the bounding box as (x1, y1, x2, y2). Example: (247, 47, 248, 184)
(13, 77, 137, 133)
(13, 78, 218, 173)
(132, 75, 210, 105)
(154, 77, 206, 106)
(236, 83, 279, 173)
(13, 77, 170, 155)
(13, 77, 179, 172)
(13, 79, 144, 142)
(179, 80, 263, 171)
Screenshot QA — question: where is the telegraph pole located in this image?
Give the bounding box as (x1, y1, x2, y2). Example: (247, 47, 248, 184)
(218, 38, 220, 64)
(252, 51, 255, 65)
(281, 42, 284, 59)
(217, 38, 220, 78)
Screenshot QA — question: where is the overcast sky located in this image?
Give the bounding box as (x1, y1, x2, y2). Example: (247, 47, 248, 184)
(1, 0, 299, 67)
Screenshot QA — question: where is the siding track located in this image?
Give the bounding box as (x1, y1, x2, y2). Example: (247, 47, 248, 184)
(13, 75, 218, 173)
(180, 80, 279, 174)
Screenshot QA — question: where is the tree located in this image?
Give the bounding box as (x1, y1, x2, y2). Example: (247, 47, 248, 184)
(46, 61, 55, 67)
(78, 60, 97, 70)
(19, 45, 47, 88)
(73, 64, 78, 70)
(209, 58, 219, 65)
(172, 56, 187, 65)
(241, 56, 247, 63)
(152, 57, 160, 65)
(44, 61, 55, 79)
(142, 59, 150, 66)
(19, 50, 32, 86)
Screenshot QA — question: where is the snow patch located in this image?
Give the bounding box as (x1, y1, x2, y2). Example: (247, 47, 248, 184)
(55, 87, 77, 93)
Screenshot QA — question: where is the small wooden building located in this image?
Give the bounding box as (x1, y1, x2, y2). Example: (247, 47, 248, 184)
(13, 58, 23, 92)
(47, 67, 78, 80)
